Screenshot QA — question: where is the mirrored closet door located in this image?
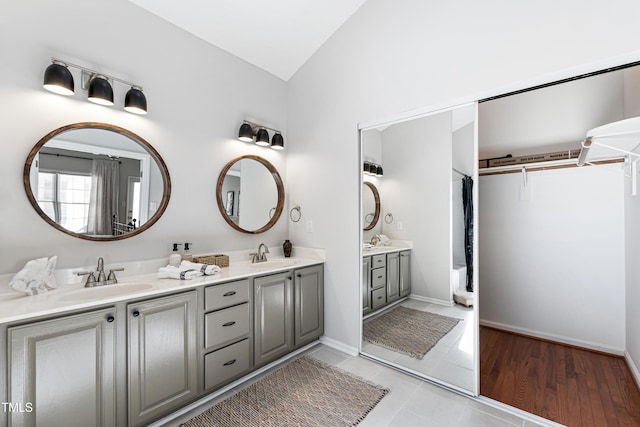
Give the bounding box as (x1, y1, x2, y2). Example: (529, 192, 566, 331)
(359, 103, 479, 395)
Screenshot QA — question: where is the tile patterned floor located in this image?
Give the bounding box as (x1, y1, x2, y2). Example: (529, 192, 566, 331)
(162, 344, 553, 427)
(362, 299, 475, 391)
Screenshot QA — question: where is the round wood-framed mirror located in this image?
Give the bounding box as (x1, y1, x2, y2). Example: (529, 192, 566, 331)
(23, 122, 171, 241)
(363, 181, 380, 231)
(216, 155, 284, 234)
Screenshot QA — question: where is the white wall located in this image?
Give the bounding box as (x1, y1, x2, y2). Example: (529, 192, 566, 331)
(479, 167, 626, 352)
(379, 114, 452, 303)
(287, 0, 640, 350)
(0, 0, 288, 274)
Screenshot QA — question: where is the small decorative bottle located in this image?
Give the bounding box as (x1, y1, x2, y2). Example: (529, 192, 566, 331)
(169, 243, 182, 266)
(182, 242, 193, 262)
(283, 240, 292, 258)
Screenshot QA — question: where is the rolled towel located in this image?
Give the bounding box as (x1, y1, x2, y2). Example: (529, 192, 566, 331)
(9, 256, 58, 296)
(157, 265, 203, 280)
(180, 260, 221, 276)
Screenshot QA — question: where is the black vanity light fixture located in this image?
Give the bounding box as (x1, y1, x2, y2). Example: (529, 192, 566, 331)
(43, 57, 147, 115)
(237, 120, 285, 150)
(363, 161, 383, 176)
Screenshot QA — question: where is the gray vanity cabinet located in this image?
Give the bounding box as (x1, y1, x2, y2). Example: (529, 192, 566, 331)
(294, 264, 324, 346)
(362, 256, 372, 313)
(254, 271, 294, 367)
(128, 291, 198, 427)
(399, 250, 411, 297)
(8, 307, 117, 427)
(386, 251, 400, 303)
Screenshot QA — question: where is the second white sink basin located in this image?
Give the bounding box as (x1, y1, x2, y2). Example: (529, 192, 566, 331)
(58, 283, 154, 302)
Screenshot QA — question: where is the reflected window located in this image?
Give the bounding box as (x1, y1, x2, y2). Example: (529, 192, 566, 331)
(37, 171, 91, 233)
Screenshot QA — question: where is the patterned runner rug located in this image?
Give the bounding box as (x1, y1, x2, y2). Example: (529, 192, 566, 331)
(180, 356, 389, 426)
(363, 306, 461, 359)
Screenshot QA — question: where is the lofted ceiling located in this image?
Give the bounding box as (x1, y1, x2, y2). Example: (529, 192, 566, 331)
(127, 0, 368, 81)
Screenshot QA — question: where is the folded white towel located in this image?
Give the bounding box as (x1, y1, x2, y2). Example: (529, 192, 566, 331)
(180, 260, 221, 276)
(157, 265, 203, 280)
(9, 256, 58, 296)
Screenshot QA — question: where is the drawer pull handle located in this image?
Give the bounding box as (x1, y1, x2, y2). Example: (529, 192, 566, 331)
(296, 274, 302, 278)
(132, 310, 140, 317)
(223, 359, 237, 366)
(106, 316, 115, 323)
(222, 321, 236, 327)
(223, 291, 237, 297)
(377, 296, 383, 300)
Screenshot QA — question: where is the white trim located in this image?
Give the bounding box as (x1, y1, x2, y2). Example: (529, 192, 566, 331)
(480, 319, 625, 356)
(475, 396, 566, 427)
(320, 336, 359, 356)
(625, 350, 640, 391)
(409, 294, 454, 307)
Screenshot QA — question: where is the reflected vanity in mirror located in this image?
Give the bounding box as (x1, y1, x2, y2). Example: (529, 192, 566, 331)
(216, 155, 284, 234)
(23, 122, 171, 241)
(360, 103, 479, 395)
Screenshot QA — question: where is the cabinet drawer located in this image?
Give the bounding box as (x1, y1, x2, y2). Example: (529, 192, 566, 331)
(371, 287, 386, 309)
(371, 254, 386, 268)
(205, 279, 249, 311)
(204, 339, 251, 390)
(205, 303, 250, 349)
(371, 267, 386, 289)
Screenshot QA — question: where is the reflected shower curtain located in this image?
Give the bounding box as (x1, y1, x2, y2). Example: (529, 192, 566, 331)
(462, 176, 474, 292)
(87, 159, 119, 235)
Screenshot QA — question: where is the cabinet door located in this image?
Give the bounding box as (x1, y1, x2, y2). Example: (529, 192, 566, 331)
(399, 250, 411, 297)
(294, 264, 324, 346)
(128, 291, 197, 426)
(254, 272, 293, 367)
(362, 257, 371, 313)
(386, 252, 400, 303)
(8, 307, 116, 427)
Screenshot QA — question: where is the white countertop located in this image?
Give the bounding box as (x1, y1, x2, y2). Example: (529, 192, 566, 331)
(0, 257, 323, 325)
(362, 245, 411, 256)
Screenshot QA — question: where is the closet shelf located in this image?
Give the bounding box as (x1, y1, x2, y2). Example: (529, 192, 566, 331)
(578, 116, 640, 166)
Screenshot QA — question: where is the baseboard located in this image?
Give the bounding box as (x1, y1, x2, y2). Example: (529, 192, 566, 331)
(319, 335, 359, 356)
(409, 294, 454, 307)
(475, 396, 565, 427)
(480, 319, 625, 356)
(625, 350, 640, 391)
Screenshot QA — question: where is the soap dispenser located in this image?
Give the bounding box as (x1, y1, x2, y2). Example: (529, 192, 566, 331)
(182, 243, 193, 262)
(169, 243, 182, 267)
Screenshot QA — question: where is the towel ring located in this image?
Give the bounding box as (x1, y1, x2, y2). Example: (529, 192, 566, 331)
(290, 205, 301, 223)
(384, 213, 394, 224)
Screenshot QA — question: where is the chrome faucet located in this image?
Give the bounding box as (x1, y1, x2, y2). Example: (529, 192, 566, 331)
(250, 243, 270, 263)
(76, 257, 124, 287)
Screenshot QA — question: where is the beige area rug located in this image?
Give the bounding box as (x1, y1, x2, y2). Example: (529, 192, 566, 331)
(180, 356, 389, 427)
(363, 306, 461, 359)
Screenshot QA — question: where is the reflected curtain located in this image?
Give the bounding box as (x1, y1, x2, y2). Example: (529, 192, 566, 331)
(87, 159, 119, 235)
(462, 176, 474, 292)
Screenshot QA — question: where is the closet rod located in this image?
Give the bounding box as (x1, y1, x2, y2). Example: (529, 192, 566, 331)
(452, 167, 468, 177)
(479, 158, 624, 176)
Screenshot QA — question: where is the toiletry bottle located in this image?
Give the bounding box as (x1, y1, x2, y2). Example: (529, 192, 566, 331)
(182, 243, 193, 262)
(169, 243, 182, 266)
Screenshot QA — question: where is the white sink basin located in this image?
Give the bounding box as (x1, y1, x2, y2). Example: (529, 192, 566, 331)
(58, 283, 154, 302)
(249, 259, 298, 270)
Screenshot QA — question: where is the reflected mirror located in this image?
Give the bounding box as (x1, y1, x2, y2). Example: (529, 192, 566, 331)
(363, 181, 380, 231)
(360, 103, 479, 395)
(216, 155, 284, 234)
(23, 122, 171, 241)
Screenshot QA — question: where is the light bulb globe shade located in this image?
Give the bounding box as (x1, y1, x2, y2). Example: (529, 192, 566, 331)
(124, 87, 147, 114)
(238, 123, 254, 142)
(88, 76, 114, 106)
(271, 132, 284, 150)
(43, 63, 74, 96)
(256, 128, 270, 146)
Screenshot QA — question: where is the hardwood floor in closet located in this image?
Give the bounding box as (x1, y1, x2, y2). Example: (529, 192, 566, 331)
(480, 326, 640, 427)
